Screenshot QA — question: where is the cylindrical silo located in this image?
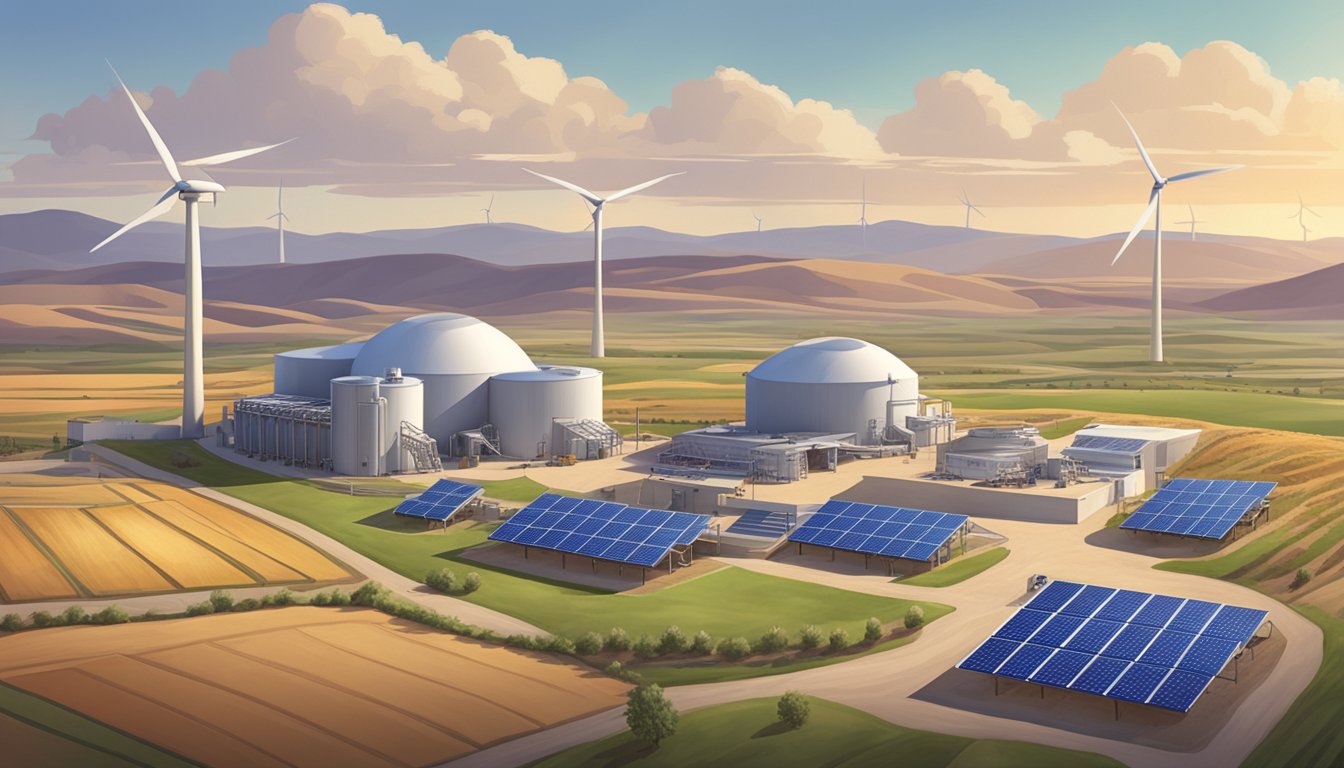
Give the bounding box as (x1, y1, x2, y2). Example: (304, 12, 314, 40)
(745, 337, 919, 445)
(378, 370, 424, 473)
(331, 376, 384, 476)
(488, 366, 603, 458)
(274, 342, 364, 399)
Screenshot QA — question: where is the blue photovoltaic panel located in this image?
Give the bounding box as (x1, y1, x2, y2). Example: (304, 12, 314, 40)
(487, 494, 709, 568)
(393, 479, 483, 522)
(1120, 478, 1277, 541)
(786, 499, 967, 563)
(1070, 435, 1149, 454)
(956, 580, 1267, 712)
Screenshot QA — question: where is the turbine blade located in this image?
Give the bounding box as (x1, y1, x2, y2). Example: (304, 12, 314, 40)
(90, 191, 177, 252)
(1167, 165, 1241, 183)
(267, 212, 280, 220)
(605, 171, 685, 203)
(1305, 205, 1320, 217)
(182, 138, 294, 167)
(1111, 189, 1159, 266)
(972, 205, 985, 216)
(1112, 104, 1162, 183)
(523, 169, 603, 205)
(108, 62, 181, 183)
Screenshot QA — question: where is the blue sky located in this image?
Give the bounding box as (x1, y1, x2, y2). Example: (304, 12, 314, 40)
(4, 0, 1342, 149)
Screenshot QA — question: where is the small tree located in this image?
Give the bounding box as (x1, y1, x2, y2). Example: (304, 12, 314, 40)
(575, 631, 604, 655)
(690, 630, 714, 655)
(864, 617, 884, 643)
(659, 625, 688, 654)
(462, 572, 482, 593)
(777, 691, 810, 729)
(606, 627, 632, 652)
(717, 636, 752, 660)
(208, 590, 234, 613)
(798, 625, 823, 650)
(828, 627, 849, 652)
(625, 684, 678, 747)
(30, 611, 55, 628)
(1, 613, 23, 632)
(350, 582, 390, 606)
(904, 605, 926, 630)
(61, 605, 87, 625)
(1291, 569, 1312, 590)
(425, 568, 458, 593)
(92, 605, 130, 625)
(633, 634, 659, 660)
(758, 625, 789, 653)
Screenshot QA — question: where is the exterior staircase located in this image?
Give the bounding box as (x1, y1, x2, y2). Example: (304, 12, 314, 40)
(400, 421, 443, 472)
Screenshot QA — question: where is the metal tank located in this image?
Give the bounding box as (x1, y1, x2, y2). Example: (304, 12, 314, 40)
(488, 366, 603, 458)
(745, 337, 920, 446)
(274, 341, 364, 399)
(378, 368, 424, 473)
(331, 376, 383, 476)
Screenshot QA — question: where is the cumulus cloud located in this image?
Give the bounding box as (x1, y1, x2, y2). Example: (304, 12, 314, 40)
(878, 69, 1044, 158)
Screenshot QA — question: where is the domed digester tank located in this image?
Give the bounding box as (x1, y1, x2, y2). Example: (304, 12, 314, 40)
(488, 366, 603, 458)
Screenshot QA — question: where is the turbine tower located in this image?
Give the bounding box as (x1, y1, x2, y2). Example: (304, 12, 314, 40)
(959, 190, 984, 229)
(90, 65, 290, 438)
(753, 212, 763, 234)
(1110, 107, 1238, 363)
(482, 194, 494, 224)
(1173, 204, 1202, 241)
(1289, 194, 1318, 242)
(267, 183, 289, 263)
(524, 169, 684, 357)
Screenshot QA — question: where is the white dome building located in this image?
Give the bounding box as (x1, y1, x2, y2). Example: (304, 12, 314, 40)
(273, 341, 364, 399)
(352, 313, 537, 447)
(745, 337, 919, 445)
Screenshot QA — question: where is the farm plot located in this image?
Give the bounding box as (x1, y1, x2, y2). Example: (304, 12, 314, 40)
(0, 608, 629, 768)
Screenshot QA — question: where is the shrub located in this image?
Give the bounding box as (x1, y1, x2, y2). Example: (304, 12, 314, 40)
(1291, 569, 1312, 590)
(542, 635, 576, 654)
(310, 590, 332, 607)
(506, 634, 538, 650)
(777, 691, 810, 729)
(168, 449, 201, 469)
(139, 609, 161, 622)
(758, 625, 789, 653)
(61, 605, 87, 625)
(1, 613, 23, 632)
(659, 625, 688, 654)
(351, 581, 390, 606)
(91, 606, 130, 625)
(625, 684, 678, 747)
(828, 628, 849, 652)
(904, 605, 926, 630)
(604, 660, 625, 678)
(690, 630, 713, 655)
(798, 625, 823, 650)
(462, 572, 482, 594)
(185, 601, 214, 617)
(425, 567, 458, 593)
(606, 627, 632, 652)
(208, 590, 234, 613)
(633, 634, 659, 660)
(30, 611, 55, 628)
(262, 589, 298, 607)
(717, 636, 752, 660)
(864, 617, 884, 643)
(232, 598, 261, 612)
(575, 631, 604, 655)
(323, 588, 351, 606)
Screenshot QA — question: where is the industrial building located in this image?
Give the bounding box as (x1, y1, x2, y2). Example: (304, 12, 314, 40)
(936, 426, 1052, 484)
(223, 312, 621, 475)
(658, 337, 955, 482)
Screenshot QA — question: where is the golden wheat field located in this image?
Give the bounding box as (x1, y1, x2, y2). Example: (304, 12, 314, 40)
(0, 607, 630, 768)
(0, 476, 353, 601)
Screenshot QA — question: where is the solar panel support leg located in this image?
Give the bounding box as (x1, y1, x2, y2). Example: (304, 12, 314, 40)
(1040, 684, 1044, 700)
(1114, 699, 1119, 721)
(562, 554, 566, 570)
(524, 546, 529, 560)
(994, 677, 1000, 696)
(642, 568, 646, 585)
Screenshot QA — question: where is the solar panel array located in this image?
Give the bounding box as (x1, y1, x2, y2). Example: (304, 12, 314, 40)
(488, 494, 709, 568)
(393, 479, 483, 522)
(1120, 478, 1278, 540)
(1069, 435, 1149, 454)
(787, 499, 968, 562)
(957, 580, 1267, 712)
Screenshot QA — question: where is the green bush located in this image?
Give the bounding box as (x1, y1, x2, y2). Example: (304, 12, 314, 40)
(605, 660, 625, 678)
(717, 636, 752, 660)
(659, 625, 688, 654)
(864, 616, 884, 643)
(350, 582, 389, 606)
(690, 630, 713, 655)
(575, 631, 604, 655)
(606, 627, 632, 652)
(168, 450, 201, 469)
(425, 567, 459, 593)
(904, 605, 926, 630)
(633, 634, 660, 660)
(262, 589, 298, 607)
(1291, 569, 1312, 590)
(324, 588, 351, 606)
(310, 590, 332, 606)
(798, 625, 823, 650)
(625, 684, 678, 747)
(461, 572, 481, 593)
(91, 606, 130, 625)
(185, 601, 214, 617)
(506, 634, 539, 650)
(208, 590, 234, 612)
(828, 627, 849, 652)
(542, 635, 576, 654)
(758, 625, 789, 653)
(30, 611, 56, 628)
(232, 598, 261, 612)
(777, 691, 810, 729)
(1, 613, 24, 632)
(61, 606, 87, 625)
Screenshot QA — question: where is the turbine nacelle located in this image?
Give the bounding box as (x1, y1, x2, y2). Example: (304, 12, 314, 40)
(177, 179, 226, 195)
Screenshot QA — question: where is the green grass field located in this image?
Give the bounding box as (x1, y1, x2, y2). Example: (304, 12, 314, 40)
(899, 548, 1009, 588)
(528, 696, 1123, 768)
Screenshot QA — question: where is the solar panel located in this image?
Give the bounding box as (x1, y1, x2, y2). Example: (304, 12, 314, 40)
(392, 479, 483, 522)
(957, 580, 1267, 712)
(487, 494, 709, 568)
(1069, 435, 1149, 454)
(1120, 478, 1277, 541)
(786, 499, 968, 563)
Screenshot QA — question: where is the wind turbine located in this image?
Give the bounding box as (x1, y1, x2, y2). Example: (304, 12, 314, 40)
(90, 64, 290, 439)
(752, 212, 763, 234)
(1289, 194, 1318, 242)
(959, 190, 984, 229)
(481, 194, 494, 224)
(267, 183, 289, 263)
(858, 181, 870, 230)
(1110, 107, 1238, 363)
(1173, 204, 1202, 241)
(524, 169, 684, 357)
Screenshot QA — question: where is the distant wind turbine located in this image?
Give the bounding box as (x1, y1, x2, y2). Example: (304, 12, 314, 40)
(753, 212, 763, 234)
(524, 169, 685, 357)
(1289, 194, 1318, 242)
(481, 194, 494, 224)
(959, 190, 984, 229)
(1110, 106, 1239, 363)
(1173, 204, 1202, 241)
(266, 183, 290, 263)
(90, 63, 290, 438)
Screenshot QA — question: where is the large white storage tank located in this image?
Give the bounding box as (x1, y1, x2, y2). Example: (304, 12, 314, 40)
(331, 376, 382, 476)
(489, 365, 603, 458)
(745, 337, 919, 445)
(379, 371, 424, 473)
(274, 342, 364, 399)
(352, 313, 536, 450)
